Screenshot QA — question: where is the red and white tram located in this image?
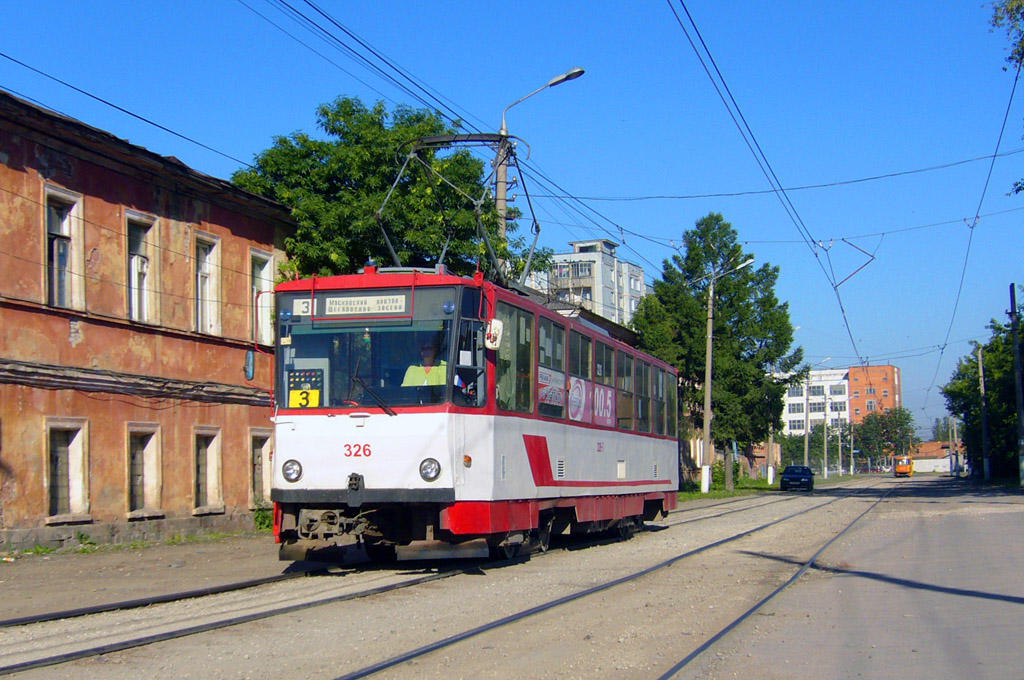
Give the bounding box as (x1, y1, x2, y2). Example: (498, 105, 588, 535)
(271, 265, 679, 560)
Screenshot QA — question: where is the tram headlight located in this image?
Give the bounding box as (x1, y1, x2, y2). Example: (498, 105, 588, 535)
(282, 459, 303, 483)
(419, 458, 441, 482)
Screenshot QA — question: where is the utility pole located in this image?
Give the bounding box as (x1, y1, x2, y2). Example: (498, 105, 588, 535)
(952, 416, 960, 477)
(823, 391, 829, 478)
(1010, 283, 1024, 487)
(803, 376, 810, 466)
(978, 346, 991, 480)
(701, 270, 716, 491)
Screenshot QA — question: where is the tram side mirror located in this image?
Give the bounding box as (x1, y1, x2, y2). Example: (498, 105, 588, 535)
(244, 350, 255, 381)
(484, 319, 503, 350)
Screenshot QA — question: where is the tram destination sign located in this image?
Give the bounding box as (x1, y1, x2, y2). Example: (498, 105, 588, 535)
(292, 293, 408, 317)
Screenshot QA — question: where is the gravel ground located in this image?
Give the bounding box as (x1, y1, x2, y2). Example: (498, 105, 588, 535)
(1, 488, 877, 680)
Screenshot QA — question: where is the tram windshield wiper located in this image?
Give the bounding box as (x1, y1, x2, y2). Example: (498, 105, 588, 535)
(351, 375, 397, 416)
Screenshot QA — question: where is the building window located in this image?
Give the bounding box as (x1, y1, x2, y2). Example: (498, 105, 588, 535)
(48, 429, 72, 516)
(788, 402, 804, 414)
(127, 213, 156, 323)
(46, 419, 89, 521)
(44, 187, 83, 310)
(789, 419, 805, 431)
(866, 387, 876, 395)
(830, 401, 847, 412)
(809, 385, 825, 397)
(866, 400, 877, 412)
(788, 385, 803, 398)
(193, 428, 224, 514)
(251, 432, 272, 507)
(855, 408, 861, 416)
(809, 401, 825, 413)
(882, 389, 889, 398)
(251, 251, 274, 345)
(127, 425, 161, 517)
(853, 390, 860, 398)
(829, 384, 846, 396)
(195, 234, 220, 335)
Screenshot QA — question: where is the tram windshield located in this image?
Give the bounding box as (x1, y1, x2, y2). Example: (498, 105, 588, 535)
(276, 286, 486, 410)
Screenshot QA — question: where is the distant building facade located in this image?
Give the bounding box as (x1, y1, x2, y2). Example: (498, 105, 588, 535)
(529, 239, 646, 326)
(782, 367, 850, 437)
(847, 365, 901, 424)
(0, 91, 294, 550)
(779, 364, 902, 438)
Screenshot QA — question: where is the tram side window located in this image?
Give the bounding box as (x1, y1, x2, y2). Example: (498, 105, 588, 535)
(652, 367, 666, 436)
(667, 372, 678, 437)
(538, 317, 566, 418)
(617, 352, 634, 430)
(593, 342, 616, 427)
(636, 360, 651, 433)
(455, 318, 487, 407)
(568, 330, 593, 424)
(496, 301, 534, 413)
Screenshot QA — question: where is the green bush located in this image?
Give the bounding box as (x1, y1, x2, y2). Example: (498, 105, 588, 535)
(253, 502, 273, 532)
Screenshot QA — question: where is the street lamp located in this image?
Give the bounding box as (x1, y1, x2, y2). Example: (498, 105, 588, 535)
(495, 67, 585, 243)
(803, 357, 830, 466)
(700, 256, 755, 493)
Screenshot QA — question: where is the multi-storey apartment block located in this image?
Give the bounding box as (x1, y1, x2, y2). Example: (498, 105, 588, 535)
(540, 239, 646, 326)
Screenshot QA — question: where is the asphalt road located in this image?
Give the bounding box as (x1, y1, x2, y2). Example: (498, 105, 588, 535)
(681, 475, 1024, 680)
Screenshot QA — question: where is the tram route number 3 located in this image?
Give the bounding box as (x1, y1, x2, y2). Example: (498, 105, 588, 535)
(343, 443, 371, 457)
(288, 389, 321, 408)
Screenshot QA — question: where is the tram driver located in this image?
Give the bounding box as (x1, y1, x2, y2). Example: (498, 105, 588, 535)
(402, 340, 447, 387)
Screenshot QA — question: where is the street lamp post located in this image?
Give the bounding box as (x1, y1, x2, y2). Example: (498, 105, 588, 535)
(700, 256, 755, 493)
(803, 357, 830, 467)
(495, 67, 585, 244)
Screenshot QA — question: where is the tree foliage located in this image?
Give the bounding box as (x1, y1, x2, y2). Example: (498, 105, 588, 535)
(991, 1, 1024, 193)
(631, 213, 803, 452)
(854, 407, 918, 463)
(233, 96, 542, 278)
(941, 318, 1021, 477)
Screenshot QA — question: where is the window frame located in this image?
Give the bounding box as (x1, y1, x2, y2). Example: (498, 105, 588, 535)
(126, 210, 157, 323)
(126, 423, 163, 519)
(194, 232, 221, 335)
(44, 186, 85, 311)
(251, 249, 274, 346)
(44, 418, 90, 523)
(193, 426, 224, 515)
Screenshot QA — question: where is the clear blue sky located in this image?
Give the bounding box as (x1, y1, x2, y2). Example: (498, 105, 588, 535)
(4, 1, 1021, 437)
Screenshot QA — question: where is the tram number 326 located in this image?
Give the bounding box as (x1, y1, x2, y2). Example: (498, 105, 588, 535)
(343, 443, 372, 457)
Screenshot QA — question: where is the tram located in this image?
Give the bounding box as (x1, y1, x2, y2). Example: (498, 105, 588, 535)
(893, 455, 913, 478)
(270, 265, 680, 560)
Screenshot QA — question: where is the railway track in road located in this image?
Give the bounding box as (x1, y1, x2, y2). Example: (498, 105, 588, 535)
(0, 480, 884, 677)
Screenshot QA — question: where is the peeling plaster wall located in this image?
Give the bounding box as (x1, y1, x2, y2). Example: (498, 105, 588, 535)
(0, 94, 291, 543)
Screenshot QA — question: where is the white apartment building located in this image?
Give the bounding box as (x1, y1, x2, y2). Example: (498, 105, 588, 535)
(529, 239, 646, 326)
(782, 367, 850, 436)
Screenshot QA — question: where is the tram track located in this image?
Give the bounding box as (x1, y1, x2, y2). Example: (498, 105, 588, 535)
(0, 479, 884, 677)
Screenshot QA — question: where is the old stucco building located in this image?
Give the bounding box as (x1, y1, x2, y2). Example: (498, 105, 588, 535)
(0, 91, 294, 550)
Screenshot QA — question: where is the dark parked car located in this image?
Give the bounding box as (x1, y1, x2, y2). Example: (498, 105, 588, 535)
(780, 465, 814, 491)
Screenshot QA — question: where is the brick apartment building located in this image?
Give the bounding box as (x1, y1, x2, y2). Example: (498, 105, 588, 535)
(847, 364, 901, 423)
(0, 91, 294, 550)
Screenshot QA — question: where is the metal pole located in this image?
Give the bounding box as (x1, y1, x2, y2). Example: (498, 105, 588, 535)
(823, 391, 829, 478)
(978, 346, 991, 480)
(803, 374, 810, 466)
(1010, 283, 1024, 487)
(701, 272, 716, 492)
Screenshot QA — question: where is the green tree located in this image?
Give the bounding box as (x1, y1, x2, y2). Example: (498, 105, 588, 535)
(942, 320, 1020, 477)
(233, 96, 539, 278)
(632, 212, 803, 485)
(991, 1, 1024, 193)
(931, 416, 961, 442)
(854, 407, 918, 464)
